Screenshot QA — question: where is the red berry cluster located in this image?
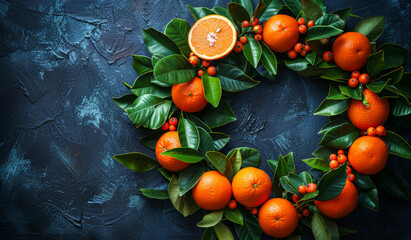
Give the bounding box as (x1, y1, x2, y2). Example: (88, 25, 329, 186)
(361, 125, 386, 137)
(349, 71, 370, 88)
(329, 150, 355, 182)
(288, 41, 311, 59)
(297, 17, 315, 34)
(189, 52, 217, 77)
(161, 117, 178, 131)
(245, 206, 259, 215)
(293, 183, 317, 218)
(236, 17, 263, 53)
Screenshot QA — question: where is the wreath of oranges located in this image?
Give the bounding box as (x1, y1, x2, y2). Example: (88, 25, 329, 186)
(112, 0, 410, 239)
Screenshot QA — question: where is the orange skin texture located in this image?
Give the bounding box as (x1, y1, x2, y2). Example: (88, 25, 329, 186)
(348, 136, 389, 175)
(315, 179, 358, 219)
(171, 77, 208, 113)
(192, 171, 232, 211)
(332, 32, 371, 71)
(155, 131, 190, 172)
(347, 89, 390, 130)
(262, 14, 299, 52)
(232, 167, 272, 207)
(258, 198, 298, 238)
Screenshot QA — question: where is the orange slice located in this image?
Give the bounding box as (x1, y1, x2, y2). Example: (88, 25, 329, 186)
(188, 15, 237, 60)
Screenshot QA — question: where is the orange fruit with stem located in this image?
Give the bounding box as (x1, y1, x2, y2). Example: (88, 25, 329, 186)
(348, 136, 389, 175)
(314, 179, 358, 219)
(332, 32, 371, 71)
(232, 167, 272, 207)
(262, 14, 299, 52)
(155, 131, 190, 172)
(171, 76, 208, 113)
(188, 15, 237, 60)
(258, 198, 299, 238)
(192, 171, 232, 211)
(347, 89, 390, 130)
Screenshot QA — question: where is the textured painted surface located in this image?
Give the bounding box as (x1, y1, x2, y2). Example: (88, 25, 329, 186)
(0, 0, 410, 239)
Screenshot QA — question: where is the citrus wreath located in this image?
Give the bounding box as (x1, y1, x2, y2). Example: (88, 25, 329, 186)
(112, 0, 411, 239)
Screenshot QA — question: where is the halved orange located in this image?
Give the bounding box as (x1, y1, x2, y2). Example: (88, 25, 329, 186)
(188, 15, 237, 60)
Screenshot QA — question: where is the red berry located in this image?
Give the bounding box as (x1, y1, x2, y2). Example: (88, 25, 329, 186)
(161, 122, 169, 131)
(188, 56, 199, 65)
(376, 126, 386, 136)
(297, 18, 306, 25)
(349, 78, 359, 88)
(253, 25, 262, 34)
(169, 117, 178, 126)
(307, 20, 315, 28)
(367, 127, 376, 136)
(337, 150, 344, 155)
(240, 36, 248, 44)
(330, 154, 337, 161)
(298, 25, 307, 34)
(302, 209, 310, 217)
(207, 66, 217, 76)
(294, 43, 303, 53)
(251, 207, 258, 215)
(202, 60, 210, 67)
(337, 154, 347, 164)
(346, 166, 352, 175)
(347, 174, 355, 182)
(242, 20, 250, 28)
(251, 18, 259, 27)
(197, 69, 204, 77)
(304, 44, 310, 52)
(298, 185, 307, 195)
(228, 199, 237, 209)
(300, 50, 307, 57)
(306, 183, 317, 193)
(330, 160, 339, 169)
(351, 71, 361, 79)
(169, 125, 176, 131)
(292, 195, 301, 203)
(288, 49, 297, 59)
(323, 51, 333, 62)
(298, 213, 303, 219)
(254, 34, 262, 41)
(359, 73, 370, 85)
(234, 41, 243, 53)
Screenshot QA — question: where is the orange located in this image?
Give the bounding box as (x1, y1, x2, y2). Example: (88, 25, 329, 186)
(188, 15, 237, 60)
(347, 136, 389, 175)
(155, 131, 190, 172)
(171, 76, 208, 113)
(232, 167, 272, 207)
(314, 179, 358, 219)
(332, 32, 371, 71)
(192, 171, 232, 211)
(262, 14, 299, 52)
(347, 89, 390, 130)
(258, 198, 298, 238)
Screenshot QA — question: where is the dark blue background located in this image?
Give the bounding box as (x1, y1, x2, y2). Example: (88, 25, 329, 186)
(0, 0, 410, 239)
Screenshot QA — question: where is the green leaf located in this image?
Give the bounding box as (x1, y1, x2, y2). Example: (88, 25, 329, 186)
(353, 16, 386, 42)
(337, 221, 358, 236)
(140, 189, 169, 199)
(148, 100, 172, 129)
(314, 99, 349, 116)
(320, 123, 359, 149)
(378, 43, 408, 69)
(280, 173, 305, 196)
(164, 18, 191, 57)
(216, 64, 259, 92)
(376, 168, 410, 200)
(367, 81, 387, 93)
(206, 151, 229, 174)
(243, 37, 262, 68)
(126, 94, 166, 126)
(198, 210, 224, 228)
(178, 118, 200, 150)
(333, 7, 351, 25)
(198, 102, 236, 128)
(131, 72, 171, 98)
(311, 212, 331, 240)
(228, 2, 250, 25)
(382, 131, 411, 159)
(300, 0, 323, 21)
(234, 209, 262, 240)
(319, 118, 349, 134)
(232, 0, 253, 17)
(321, 68, 349, 83)
(113, 152, 158, 172)
(186, 113, 212, 132)
(224, 208, 244, 225)
(132, 55, 153, 75)
(366, 50, 385, 77)
(354, 172, 376, 190)
(154, 54, 196, 85)
(284, 58, 310, 72)
(323, 216, 340, 240)
(302, 158, 330, 172)
(316, 162, 348, 201)
(305, 50, 316, 65)
(358, 188, 379, 211)
(253, 0, 266, 19)
(151, 54, 165, 68)
(161, 147, 204, 163)
(138, 131, 164, 150)
(396, 73, 411, 99)
(210, 132, 230, 150)
(313, 146, 336, 160)
(178, 165, 206, 196)
(143, 28, 180, 56)
(212, 7, 238, 31)
(226, 149, 242, 180)
(390, 97, 411, 117)
(315, 14, 345, 29)
(198, 127, 215, 154)
(201, 228, 216, 240)
(283, 0, 301, 17)
(214, 222, 234, 240)
(284, 152, 295, 173)
(187, 5, 216, 21)
(112, 94, 137, 112)
(339, 84, 362, 100)
(227, 147, 260, 168)
(300, 190, 319, 201)
(202, 74, 222, 107)
(272, 156, 289, 196)
(299, 171, 313, 185)
(377, 66, 404, 85)
(260, 42, 277, 75)
(259, 0, 283, 22)
(157, 167, 172, 181)
(327, 83, 349, 100)
(306, 26, 344, 41)
(168, 175, 200, 217)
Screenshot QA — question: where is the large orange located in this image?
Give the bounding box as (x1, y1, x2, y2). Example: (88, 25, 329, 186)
(347, 89, 390, 130)
(192, 171, 232, 211)
(188, 15, 236, 60)
(262, 14, 299, 52)
(258, 198, 298, 238)
(171, 76, 208, 113)
(314, 179, 358, 219)
(332, 32, 371, 71)
(232, 167, 272, 207)
(155, 131, 190, 172)
(348, 136, 389, 175)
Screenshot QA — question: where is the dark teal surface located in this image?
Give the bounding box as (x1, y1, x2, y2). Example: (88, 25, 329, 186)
(0, 0, 410, 239)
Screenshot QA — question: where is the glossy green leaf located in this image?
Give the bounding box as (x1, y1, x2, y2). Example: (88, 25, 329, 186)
(311, 212, 331, 240)
(337, 221, 358, 236)
(234, 209, 262, 240)
(216, 64, 259, 92)
(227, 147, 260, 168)
(323, 216, 340, 240)
(243, 37, 262, 68)
(165, 18, 191, 57)
(161, 147, 204, 163)
(178, 118, 200, 150)
(390, 97, 411, 117)
(305, 50, 316, 65)
(272, 156, 289, 196)
(140, 189, 169, 199)
(206, 151, 229, 174)
(339, 84, 362, 100)
(319, 118, 350, 134)
(143, 28, 180, 56)
(138, 131, 164, 150)
(313, 146, 336, 160)
(154, 54, 196, 85)
(354, 172, 376, 190)
(260, 42, 277, 75)
(327, 83, 349, 100)
(232, 0, 253, 17)
(212, 7, 238, 31)
(168, 175, 200, 217)
(284, 58, 310, 72)
(210, 132, 230, 150)
(315, 14, 345, 29)
(314, 99, 349, 116)
(283, 0, 301, 17)
(198, 210, 224, 228)
(214, 222, 234, 240)
(112, 94, 137, 112)
(224, 208, 243, 225)
(259, 0, 283, 22)
(378, 43, 408, 69)
(280, 173, 304, 196)
(353, 16, 386, 42)
(300, 190, 319, 201)
(157, 167, 172, 181)
(201, 228, 216, 240)
(226, 149, 242, 180)
(202, 74, 222, 107)
(253, 0, 266, 19)
(198, 102, 236, 128)
(383, 131, 411, 159)
(302, 158, 330, 172)
(316, 162, 348, 201)
(186, 113, 212, 132)
(179, 165, 206, 196)
(113, 152, 158, 172)
(132, 55, 153, 75)
(148, 100, 172, 129)
(198, 127, 215, 154)
(131, 72, 171, 98)
(320, 123, 359, 149)
(367, 81, 387, 93)
(359, 188, 379, 211)
(377, 66, 404, 85)
(321, 68, 349, 82)
(300, 0, 323, 21)
(299, 171, 313, 185)
(366, 50, 385, 77)
(126, 94, 166, 126)
(333, 7, 351, 25)
(376, 168, 410, 200)
(228, 2, 250, 24)
(151, 54, 165, 67)
(187, 5, 216, 21)
(306, 26, 344, 41)
(284, 152, 295, 173)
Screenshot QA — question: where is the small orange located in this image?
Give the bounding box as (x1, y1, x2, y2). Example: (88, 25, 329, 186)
(367, 127, 376, 136)
(262, 14, 299, 52)
(349, 78, 359, 88)
(330, 160, 339, 169)
(155, 131, 190, 172)
(376, 125, 386, 136)
(188, 15, 237, 60)
(298, 25, 307, 34)
(315, 179, 358, 219)
(288, 49, 297, 59)
(306, 183, 317, 193)
(234, 41, 243, 53)
(207, 66, 217, 76)
(232, 167, 272, 207)
(228, 199, 237, 209)
(298, 185, 307, 195)
(307, 20, 315, 28)
(359, 73, 370, 85)
(332, 32, 371, 71)
(192, 171, 232, 211)
(171, 76, 208, 113)
(258, 198, 298, 238)
(297, 18, 305, 25)
(347, 89, 390, 130)
(323, 51, 333, 62)
(348, 136, 389, 175)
